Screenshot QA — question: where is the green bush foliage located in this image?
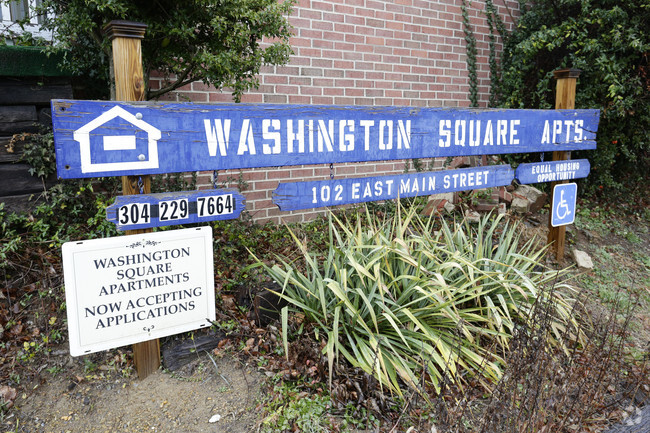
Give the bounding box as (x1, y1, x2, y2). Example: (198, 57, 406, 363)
(254, 205, 581, 397)
(10, 0, 295, 100)
(496, 0, 650, 194)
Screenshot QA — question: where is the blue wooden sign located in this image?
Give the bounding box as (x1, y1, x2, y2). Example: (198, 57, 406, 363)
(515, 159, 590, 184)
(551, 183, 577, 227)
(273, 165, 515, 211)
(51, 100, 599, 179)
(105, 189, 245, 230)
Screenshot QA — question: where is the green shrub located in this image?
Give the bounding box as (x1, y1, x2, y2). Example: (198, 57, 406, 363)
(253, 205, 582, 397)
(496, 0, 650, 195)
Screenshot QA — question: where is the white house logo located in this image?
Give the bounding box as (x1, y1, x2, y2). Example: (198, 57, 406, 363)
(73, 106, 161, 173)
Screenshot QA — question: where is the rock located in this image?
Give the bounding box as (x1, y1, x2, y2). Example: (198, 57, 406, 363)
(572, 249, 594, 269)
(433, 192, 455, 203)
(497, 187, 513, 204)
(513, 184, 547, 213)
(511, 196, 530, 214)
(449, 156, 471, 169)
(443, 201, 456, 213)
(475, 201, 499, 212)
(497, 202, 507, 215)
(465, 210, 481, 224)
(209, 414, 221, 423)
(422, 192, 455, 216)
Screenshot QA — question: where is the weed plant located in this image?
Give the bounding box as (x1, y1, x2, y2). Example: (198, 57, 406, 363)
(424, 287, 647, 433)
(258, 371, 378, 433)
(253, 203, 582, 397)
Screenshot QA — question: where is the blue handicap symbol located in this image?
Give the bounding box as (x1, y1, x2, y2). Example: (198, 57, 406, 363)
(551, 183, 577, 227)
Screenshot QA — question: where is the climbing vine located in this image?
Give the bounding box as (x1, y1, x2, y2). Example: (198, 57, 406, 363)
(483, 0, 506, 107)
(461, 0, 507, 108)
(460, 0, 479, 108)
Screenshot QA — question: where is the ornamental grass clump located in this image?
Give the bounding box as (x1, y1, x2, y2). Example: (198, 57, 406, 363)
(253, 204, 581, 397)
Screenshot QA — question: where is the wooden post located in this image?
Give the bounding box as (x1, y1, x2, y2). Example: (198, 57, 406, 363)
(104, 20, 160, 379)
(547, 68, 580, 261)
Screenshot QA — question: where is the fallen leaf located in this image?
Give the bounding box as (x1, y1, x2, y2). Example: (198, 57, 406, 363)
(0, 386, 17, 403)
(9, 323, 23, 335)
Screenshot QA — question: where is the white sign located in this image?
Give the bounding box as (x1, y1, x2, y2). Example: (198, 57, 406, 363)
(62, 227, 215, 356)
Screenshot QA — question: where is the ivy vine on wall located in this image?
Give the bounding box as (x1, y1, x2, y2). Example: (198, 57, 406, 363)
(460, 0, 506, 109)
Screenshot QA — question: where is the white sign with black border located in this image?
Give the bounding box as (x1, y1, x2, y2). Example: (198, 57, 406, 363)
(62, 226, 215, 356)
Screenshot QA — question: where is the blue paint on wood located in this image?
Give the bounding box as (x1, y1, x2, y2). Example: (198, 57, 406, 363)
(105, 189, 245, 230)
(515, 159, 590, 184)
(551, 183, 578, 227)
(52, 100, 600, 179)
(273, 165, 515, 211)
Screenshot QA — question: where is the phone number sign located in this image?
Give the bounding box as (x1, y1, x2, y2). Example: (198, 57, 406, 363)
(105, 189, 245, 230)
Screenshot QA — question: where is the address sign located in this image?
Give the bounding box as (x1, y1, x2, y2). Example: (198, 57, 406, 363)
(274, 165, 514, 211)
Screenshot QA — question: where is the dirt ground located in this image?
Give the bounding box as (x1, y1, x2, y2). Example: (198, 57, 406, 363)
(2, 203, 649, 433)
(8, 352, 266, 433)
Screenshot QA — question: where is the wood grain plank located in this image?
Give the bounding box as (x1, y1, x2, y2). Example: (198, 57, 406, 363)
(0, 80, 72, 105)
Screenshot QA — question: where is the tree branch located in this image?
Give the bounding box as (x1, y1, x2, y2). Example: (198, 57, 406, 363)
(146, 63, 197, 100)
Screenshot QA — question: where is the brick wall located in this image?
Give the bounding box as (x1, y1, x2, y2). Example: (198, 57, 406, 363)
(150, 0, 520, 223)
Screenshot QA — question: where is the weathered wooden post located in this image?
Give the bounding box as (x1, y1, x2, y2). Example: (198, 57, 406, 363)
(104, 20, 160, 379)
(547, 68, 580, 260)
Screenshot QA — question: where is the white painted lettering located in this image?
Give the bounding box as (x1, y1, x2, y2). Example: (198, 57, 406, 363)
(363, 182, 373, 198)
(287, 119, 305, 153)
(360, 120, 375, 151)
(237, 119, 256, 155)
(575, 119, 584, 142)
(439, 119, 451, 147)
(483, 120, 494, 146)
(552, 120, 562, 144)
(397, 120, 411, 149)
(469, 120, 480, 147)
(541, 120, 551, 144)
(317, 120, 334, 152)
(379, 120, 393, 150)
(497, 120, 508, 145)
(351, 183, 360, 199)
(510, 119, 520, 145)
(374, 181, 383, 196)
(262, 119, 281, 155)
(385, 179, 394, 195)
(454, 120, 466, 147)
(564, 120, 574, 142)
(339, 120, 354, 152)
(204, 119, 230, 157)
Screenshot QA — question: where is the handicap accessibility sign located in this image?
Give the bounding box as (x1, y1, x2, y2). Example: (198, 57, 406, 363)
(551, 183, 577, 227)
